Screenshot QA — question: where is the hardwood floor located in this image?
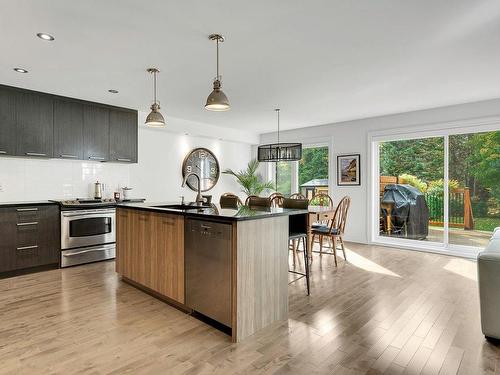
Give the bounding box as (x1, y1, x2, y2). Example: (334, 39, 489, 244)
(0, 242, 498, 374)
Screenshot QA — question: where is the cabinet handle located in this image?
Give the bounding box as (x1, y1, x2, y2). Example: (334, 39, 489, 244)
(17, 221, 38, 226)
(17, 245, 38, 251)
(26, 152, 47, 157)
(60, 154, 78, 159)
(63, 248, 108, 257)
(16, 207, 38, 212)
(116, 158, 131, 162)
(89, 156, 105, 161)
(0, 150, 6, 154)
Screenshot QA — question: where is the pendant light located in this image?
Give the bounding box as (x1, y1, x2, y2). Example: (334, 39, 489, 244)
(205, 34, 230, 111)
(258, 109, 302, 162)
(145, 68, 165, 127)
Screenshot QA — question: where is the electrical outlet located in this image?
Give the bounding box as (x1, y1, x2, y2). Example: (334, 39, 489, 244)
(0, 183, 3, 192)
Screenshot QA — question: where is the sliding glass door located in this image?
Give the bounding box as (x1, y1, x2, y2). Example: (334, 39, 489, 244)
(374, 129, 499, 255)
(378, 136, 444, 244)
(448, 131, 500, 248)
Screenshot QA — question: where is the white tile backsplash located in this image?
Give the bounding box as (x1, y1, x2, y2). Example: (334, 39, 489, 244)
(0, 157, 130, 202)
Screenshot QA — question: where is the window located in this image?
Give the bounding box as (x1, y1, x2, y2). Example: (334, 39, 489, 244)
(272, 145, 330, 198)
(299, 146, 329, 199)
(275, 161, 292, 196)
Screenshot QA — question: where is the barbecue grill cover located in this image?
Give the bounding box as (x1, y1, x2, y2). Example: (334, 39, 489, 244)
(382, 184, 429, 239)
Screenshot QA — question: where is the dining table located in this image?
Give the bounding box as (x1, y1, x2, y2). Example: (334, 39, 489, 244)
(307, 204, 336, 258)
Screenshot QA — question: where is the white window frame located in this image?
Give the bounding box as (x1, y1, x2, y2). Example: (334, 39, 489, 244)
(369, 118, 500, 259)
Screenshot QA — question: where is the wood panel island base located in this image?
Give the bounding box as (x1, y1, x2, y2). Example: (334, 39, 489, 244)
(115, 203, 307, 342)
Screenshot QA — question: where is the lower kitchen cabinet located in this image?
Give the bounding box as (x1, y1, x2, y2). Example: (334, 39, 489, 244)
(116, 208, 184, 304)
(0, 208, 17, 273)
(0, 205, 60, 275)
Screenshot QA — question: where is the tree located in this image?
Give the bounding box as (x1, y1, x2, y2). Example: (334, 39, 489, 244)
(298, 147, 329, 185)
(468, 131, 500, 200)
(379, 138, 444, 183)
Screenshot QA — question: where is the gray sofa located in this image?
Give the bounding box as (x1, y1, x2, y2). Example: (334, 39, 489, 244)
(478, 227, 500, 340)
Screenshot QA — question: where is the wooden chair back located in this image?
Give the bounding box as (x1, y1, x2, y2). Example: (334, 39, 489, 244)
(270, 194, 285, 208)
(219, 193, 242, 209)
(329, 196, 351, 235)
(289, 193, 306, 199)
(245, 195, 271, 208)
(309, 193, 333, 207)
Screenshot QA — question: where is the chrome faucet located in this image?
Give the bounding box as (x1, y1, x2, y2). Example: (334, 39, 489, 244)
(182, 172, 204, 206)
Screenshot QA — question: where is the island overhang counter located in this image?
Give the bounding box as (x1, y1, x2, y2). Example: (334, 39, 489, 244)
(115, 202, 308, 342)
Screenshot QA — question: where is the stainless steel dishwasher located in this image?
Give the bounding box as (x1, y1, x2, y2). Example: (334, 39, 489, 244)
(185, 218, 232, 327)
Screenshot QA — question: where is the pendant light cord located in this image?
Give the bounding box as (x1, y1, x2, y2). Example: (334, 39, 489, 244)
(216, 38, 220, 79)
(153, 71, 157, 104)
(276, 109, 280, 144)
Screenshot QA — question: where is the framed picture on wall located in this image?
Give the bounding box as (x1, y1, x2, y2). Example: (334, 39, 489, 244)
(337, 154, 361, 186)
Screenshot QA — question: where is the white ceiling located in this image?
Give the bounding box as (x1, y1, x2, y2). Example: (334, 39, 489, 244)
(1, 0, 500, 134)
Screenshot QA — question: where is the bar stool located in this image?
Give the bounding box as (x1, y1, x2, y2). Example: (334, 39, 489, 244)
(219, 193, 242, 209)
(245, 195, 271, 208)
(283, 198, 310, 295)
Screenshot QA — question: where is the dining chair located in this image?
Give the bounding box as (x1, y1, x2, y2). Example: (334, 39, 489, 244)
(283, 197, 310, 295)
(311, 196, 351, 266)
(309, 193, 334, 248)
(309, 193, 333, 207)
(289, 193, 306, 199)
(219, 193, 243, 209)
(245, 195, 271, 208)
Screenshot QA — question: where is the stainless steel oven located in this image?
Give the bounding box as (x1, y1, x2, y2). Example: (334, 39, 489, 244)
(60, 208, 116, 267)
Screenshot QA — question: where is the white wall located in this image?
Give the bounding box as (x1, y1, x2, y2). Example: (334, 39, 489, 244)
(259, 98, 500, 244)
(0, 112, 254, 203)
(129, 125, 252, 202)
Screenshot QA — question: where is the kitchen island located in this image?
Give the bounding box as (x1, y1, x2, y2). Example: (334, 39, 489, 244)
(115, 202, 307, 342)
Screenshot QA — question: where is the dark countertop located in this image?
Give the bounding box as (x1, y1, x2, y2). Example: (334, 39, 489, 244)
(117, 202, 308, 221)
(0, 200, 58, 207)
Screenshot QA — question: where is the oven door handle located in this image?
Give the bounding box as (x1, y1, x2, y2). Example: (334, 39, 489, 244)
(63, 247, 111, 257)
(62, 211, 115, 218)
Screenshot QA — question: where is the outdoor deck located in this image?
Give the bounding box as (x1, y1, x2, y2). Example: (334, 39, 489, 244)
(381, 227, 491, 248)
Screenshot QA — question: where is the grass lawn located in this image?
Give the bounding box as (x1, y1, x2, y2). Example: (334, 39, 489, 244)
(474, 217, 500, 232)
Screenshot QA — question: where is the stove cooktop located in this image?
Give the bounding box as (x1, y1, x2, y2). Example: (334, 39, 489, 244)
(51, 198, 116, 207)
(50, 198, 145, 208)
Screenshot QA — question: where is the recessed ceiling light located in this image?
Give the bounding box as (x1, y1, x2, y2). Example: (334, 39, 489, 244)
(13, 67, 28, 73)
(108, 89, 119, 94)
(37, 33, 55, 41)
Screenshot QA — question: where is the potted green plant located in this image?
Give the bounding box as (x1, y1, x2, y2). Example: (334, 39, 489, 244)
(223, 159, 274, 197)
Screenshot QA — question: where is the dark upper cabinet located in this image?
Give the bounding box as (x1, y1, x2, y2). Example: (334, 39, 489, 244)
(54, 100, 84, 159)
(109, 109, 138, 163)
(16, 92, 54, 157)
(83, 105, 110, 161)
(0, 85, 137, 163)
(0, 87, 17, 155)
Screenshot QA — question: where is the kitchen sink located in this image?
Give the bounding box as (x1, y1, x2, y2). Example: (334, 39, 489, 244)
(152, 203, 212, 210)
